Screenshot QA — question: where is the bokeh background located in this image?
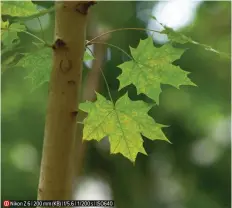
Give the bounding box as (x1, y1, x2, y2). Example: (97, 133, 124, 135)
(1, 1, 231, 208)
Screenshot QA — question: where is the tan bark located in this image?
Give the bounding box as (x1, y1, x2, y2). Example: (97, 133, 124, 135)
(37, 1, 91, 201)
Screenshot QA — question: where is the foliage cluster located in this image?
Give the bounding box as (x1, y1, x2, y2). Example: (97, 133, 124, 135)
(1, 1, 230, 162)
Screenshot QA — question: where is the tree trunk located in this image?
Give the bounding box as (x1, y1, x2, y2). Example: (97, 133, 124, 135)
(37, 1, 90, 201)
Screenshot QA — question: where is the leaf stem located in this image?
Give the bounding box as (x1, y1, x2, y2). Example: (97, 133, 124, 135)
(90, 41, 134, 61)
(37, 17, 45, 43)
(90, 41, 150, 70)
(86, 46, 114, 104)
(87, 27, 161, 45)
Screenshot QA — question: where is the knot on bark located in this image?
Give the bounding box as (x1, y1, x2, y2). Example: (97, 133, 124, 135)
(52, 38, 67, 50)
(75, 1, 97, 15)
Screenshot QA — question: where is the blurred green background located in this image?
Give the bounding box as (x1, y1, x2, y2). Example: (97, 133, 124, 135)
(1, 1, 231, 208)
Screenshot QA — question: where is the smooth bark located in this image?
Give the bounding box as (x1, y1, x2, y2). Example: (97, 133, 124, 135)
(37, 1, 89, 201)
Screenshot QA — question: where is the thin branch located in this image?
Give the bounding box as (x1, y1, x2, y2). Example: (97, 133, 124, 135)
(86, 46, 114, 104)
(87, 27, 231, 59)
(87, 27, 160, 45)
(90, 41, 134, 61)
(37, 17, 45, 43)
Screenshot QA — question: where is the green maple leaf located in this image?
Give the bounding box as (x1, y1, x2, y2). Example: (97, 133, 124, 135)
(79, 93, 169, 162)
(1, 20, 26, 47)
(17, 47, 52, 90)
(16, 47, 95, 90)
(117, 37, 195, 104)
(161, 27, 192, 44)
(1, 1, 37, 17)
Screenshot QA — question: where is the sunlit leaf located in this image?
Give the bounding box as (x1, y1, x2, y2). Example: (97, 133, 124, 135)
(117, 37, 195, 104)
(1, 20, 26, 47)
(1, 1, 37, 17)
(79, 93, 169, 162)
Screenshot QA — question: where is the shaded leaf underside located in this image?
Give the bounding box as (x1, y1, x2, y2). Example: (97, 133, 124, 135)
(16, 47, 52, 90)
(16, 47, 95, 89)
